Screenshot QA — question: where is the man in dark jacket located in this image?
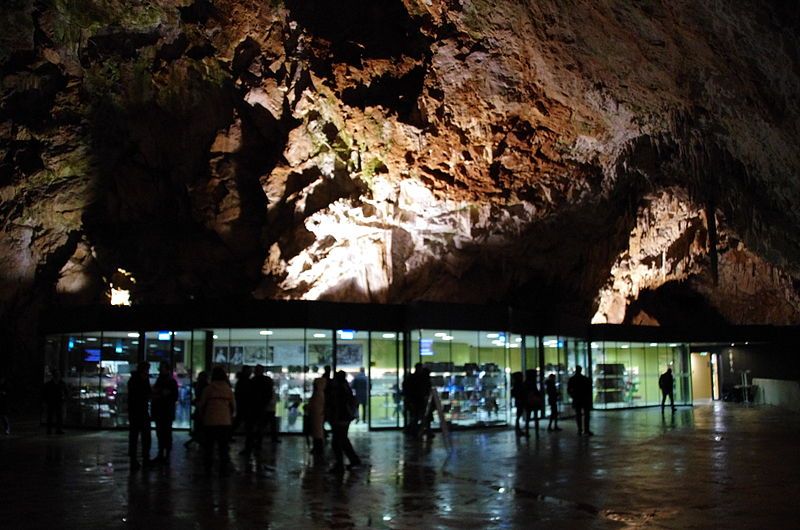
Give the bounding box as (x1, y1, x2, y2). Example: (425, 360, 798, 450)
(659, 368, 676, 413)
(151, 361, 178, 464)
(128, 362, 152, 470)
(567, 366, 593, 436)
(244, 364, 273, 454)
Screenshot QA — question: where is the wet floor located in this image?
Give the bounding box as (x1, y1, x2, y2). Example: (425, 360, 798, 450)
(1, 403, 798, 528)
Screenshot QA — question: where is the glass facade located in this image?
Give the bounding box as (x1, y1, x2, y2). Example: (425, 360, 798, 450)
(590, 341, 691, 409)
(43, 325, 693, 431)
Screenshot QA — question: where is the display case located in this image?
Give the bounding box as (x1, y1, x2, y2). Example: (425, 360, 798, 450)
(594, 363, 626, 404)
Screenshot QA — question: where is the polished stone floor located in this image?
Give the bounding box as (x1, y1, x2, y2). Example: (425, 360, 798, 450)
(1, 403, 798, 529)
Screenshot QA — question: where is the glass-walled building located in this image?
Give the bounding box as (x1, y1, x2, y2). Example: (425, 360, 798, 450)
(41, 301, 706, 432)
(590, 341, 691, 409)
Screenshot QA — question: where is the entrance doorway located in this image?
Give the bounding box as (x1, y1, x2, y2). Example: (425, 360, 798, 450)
(690, 352, 713, 401)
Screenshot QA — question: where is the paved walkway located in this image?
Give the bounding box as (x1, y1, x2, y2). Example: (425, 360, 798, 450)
(1, 403, 798, 528)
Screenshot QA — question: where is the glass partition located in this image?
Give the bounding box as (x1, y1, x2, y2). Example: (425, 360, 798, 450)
(99, 331, 138, 427)
(338, 330, 370, 431)
(369, 331, 403, 429)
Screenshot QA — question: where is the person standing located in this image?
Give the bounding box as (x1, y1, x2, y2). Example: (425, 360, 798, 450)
(659, 367, 676, 413)
(326, 370, 361, 474)
(151, 361, 178, 465)
(524, 369, 543, 435)
(351, 367, 369, 424)
(43, 370, 67, 435)
(184, 370, 208, 449)
(264, 370, 280, 444)
(231, 366, 252, 437)
(545, 373, 561, 432)
(198, 365, 235, 474)
(128, 362, 152, 470)
(244, 364, 272, 454)
(307, 377, 327, 457)
(402, 363, 421, 436)
(510, 372, 527, 437)
(567, 366, 593, 436)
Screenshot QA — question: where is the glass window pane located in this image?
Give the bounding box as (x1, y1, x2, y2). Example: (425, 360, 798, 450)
(99, 331, 138, 427)
(337, 330, 369, 431)
(369, 331, 402, 429)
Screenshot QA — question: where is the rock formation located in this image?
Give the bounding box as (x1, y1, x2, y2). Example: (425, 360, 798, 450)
(2, 0, 800, 371)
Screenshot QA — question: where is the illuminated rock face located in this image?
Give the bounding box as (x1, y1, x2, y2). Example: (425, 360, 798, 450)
(1, 0, 799, 334)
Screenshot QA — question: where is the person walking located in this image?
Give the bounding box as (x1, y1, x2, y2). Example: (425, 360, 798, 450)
(659, 367, 676, 413)
(326, 371, 361, 474)
(351, 367, 369, 424)
(151, 361, 178, 465)
(128, 362, 152, 470)
(545, 373, 561, 432)
(198, 365, 235, 474)
(402, 363, 422, 436)
(567, 366, 593, 436)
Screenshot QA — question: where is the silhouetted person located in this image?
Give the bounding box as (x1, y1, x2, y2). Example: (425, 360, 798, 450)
(352, 367, 369, 423)
(567, 366, 593, 436)
(524, 369, 542, 435)
(510, 371, 526, 437)
(417, 366, 434, 439)
(402, 363, 420, 435)
(308, 377, 326, 457)
(0, 376, 10, 435)
(326, 370, 361, 473)
(152, 361, 178, 465)
(185, 370, 208, 448)
(659, 368, 676, 413)
(545, 373, 561, 431)
(243, 364, 273, 454)
(198, 365, 235, 474)
(264, 370, 280, 443)
(232, 366, 252, 436)
(43, 370, 67, 435)
(128, 362, 152, 470)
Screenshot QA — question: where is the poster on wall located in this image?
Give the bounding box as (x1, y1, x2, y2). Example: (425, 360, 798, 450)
(272, 343, 305, 366)
(213, 346, 228, 364)
(244, 346, 270, 365)
(308, 344, 332, 366)
(336, 344, 363, 367)
(229, 346, 244, 366)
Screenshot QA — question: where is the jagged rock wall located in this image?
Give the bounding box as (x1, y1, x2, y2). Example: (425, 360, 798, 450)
(1, 0, 800, 374)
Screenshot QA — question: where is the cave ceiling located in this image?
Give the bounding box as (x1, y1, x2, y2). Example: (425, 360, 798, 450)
(1, 0, 800, 333)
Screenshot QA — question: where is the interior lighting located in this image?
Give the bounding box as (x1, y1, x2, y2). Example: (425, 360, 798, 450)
(486, 333, 500, 339)
(670, 343, 679, 347)
(382, 333, 396, 339)
(649, 343, 658, 346)
(504, 367, 511, 374)
(620, 344, 630, 349)
(127, 332, 140, 338)
(443, 336, 454, 341)
(213, 335, 219, 339)
(259, 330, 273, 336)
(281, 367, 289, 373)
(730, 343, 735, 347)
(338, 330, 355, 340)
(591, 342, 599, 348)
(434, 332, 448, 338)
(515, 337, 522, 342)
(158, 331, 171, 341)
(492, 340, 505, 346)
(313, 333, 326, 338)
